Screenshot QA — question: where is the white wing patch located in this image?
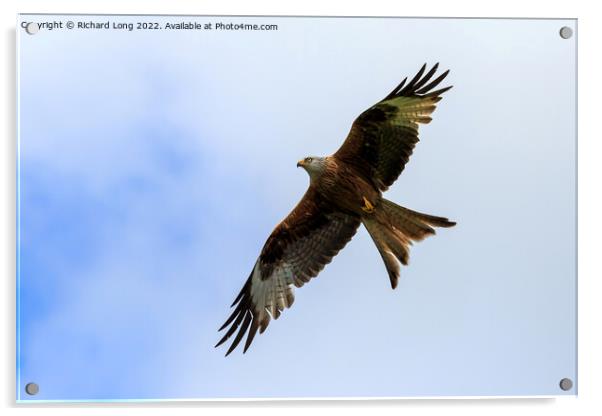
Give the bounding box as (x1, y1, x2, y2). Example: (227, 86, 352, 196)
(249, 260, 296, 331)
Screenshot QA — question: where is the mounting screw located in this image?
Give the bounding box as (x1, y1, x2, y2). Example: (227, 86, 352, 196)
(25, 22, 39, 35)
(559, 378, 573, 391)
(559, 26, 573, 39)
(25, 382, 39, 396)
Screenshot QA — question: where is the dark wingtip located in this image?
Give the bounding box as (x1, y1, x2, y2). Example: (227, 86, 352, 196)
(225, 343, 237, 357)
(215, 320, 237, 347)
(387, 64, 452, 99)
(389, 271, 399, 290)
(242, 323, 259, 354)
(384, 76, 408, 100)
(426, 85, 453, 98)
(415, 69, 451, 96)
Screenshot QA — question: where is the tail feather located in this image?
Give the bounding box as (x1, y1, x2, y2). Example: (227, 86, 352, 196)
(363, 199, 455, 289)
(382, 199, 455, 240)
(380, 225, 410, 265)
(387, 202, 456, 228)
(364, 220, 402, 288)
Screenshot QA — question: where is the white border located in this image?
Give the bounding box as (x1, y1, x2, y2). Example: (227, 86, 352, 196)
(3, 1, 601, 415)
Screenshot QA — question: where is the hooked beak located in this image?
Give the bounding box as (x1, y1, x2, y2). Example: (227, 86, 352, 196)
(297, 159, 305, 168)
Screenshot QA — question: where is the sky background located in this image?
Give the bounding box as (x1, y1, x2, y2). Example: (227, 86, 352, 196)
(17, 16, 576, 401)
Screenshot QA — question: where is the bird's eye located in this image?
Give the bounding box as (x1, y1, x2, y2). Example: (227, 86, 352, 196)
(306, 157, 312, 163)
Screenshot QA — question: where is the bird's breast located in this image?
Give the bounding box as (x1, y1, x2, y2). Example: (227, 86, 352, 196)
(316, 161, 380, 215)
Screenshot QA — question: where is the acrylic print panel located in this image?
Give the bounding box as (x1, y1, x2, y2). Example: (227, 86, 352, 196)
(17, 15, 577, 402)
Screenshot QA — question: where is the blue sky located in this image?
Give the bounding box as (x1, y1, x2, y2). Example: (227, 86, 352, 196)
(17, 16, 576, 401)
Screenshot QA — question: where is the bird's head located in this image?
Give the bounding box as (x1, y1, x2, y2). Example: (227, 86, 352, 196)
(297, 156, 327, 181)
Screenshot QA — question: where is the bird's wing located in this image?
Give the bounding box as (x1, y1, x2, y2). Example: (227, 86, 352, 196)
(334, 63, 452, 191)
(216, 188, 361, 356)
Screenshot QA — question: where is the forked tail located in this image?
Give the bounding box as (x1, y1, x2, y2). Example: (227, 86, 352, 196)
(362, 199, 455, 289)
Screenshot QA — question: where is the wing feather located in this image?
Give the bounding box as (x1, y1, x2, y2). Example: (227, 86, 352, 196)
(334, 64, 452, 191)
(216, 189, 361, 355)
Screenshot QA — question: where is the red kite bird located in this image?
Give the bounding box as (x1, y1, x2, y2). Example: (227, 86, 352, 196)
(216, 64, 455, 355)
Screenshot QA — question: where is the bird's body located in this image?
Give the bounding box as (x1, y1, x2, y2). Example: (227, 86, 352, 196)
(306, 156, 381, 217)
(216, 64, 456, 355)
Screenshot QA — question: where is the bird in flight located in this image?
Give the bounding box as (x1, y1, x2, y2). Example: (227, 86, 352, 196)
(216, 64, 455, 356)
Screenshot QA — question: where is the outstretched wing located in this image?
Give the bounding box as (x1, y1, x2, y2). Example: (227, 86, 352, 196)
(334, 63, 452, 191)
(216, 188, 361, 356)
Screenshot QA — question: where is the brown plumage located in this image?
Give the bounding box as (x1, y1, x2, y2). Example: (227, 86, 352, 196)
(216, 63, 455, 356)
